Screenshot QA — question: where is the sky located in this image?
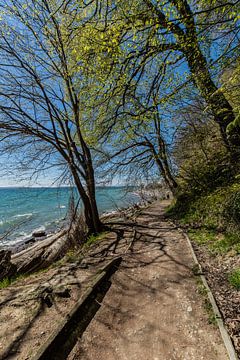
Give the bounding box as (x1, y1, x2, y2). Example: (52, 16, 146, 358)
(0, 0, 238, 188)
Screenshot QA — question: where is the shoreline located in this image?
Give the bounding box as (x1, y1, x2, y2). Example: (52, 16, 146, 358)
(2, 188, 166, 255)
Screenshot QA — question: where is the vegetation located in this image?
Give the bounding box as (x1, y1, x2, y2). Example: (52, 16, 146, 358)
(228, 269, 240, 291)
(0, 273, 27, 290)
(0, 0, 239, 240)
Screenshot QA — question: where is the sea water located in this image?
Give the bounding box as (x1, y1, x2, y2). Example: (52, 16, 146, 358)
(0, 187, 140, 246)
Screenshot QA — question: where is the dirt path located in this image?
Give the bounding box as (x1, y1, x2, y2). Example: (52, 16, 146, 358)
(68, 201, 228, 360)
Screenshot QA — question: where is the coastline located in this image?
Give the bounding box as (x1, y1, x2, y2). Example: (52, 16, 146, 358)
(1, 186, 168, 256)
(0, 186, 140, 250)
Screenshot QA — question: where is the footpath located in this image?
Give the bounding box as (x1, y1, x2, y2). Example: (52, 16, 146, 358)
(68, 201, 228, 360)
(0, 200, 233, 359)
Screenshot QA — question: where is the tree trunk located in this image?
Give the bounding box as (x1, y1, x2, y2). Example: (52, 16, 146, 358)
(85, 152, 103, 234)
(70, 163, 102, 235)
(149, 143, 178, 194)
(155, 156, 178, 194)
(182, 27, 240, 157)
(162, 158, 178, 193)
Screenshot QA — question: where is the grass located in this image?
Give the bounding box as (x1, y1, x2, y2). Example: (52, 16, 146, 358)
(63, 231, 109, 263)
(195, 277, 217, 325)
(65, 249, 81, 263)
(188, 229, 240, 255)
(0, 264, 54, 290)
(0, 273, 27, 290)
(168, 182, 240, 229)
(0, 231, 110, 290)
(85, 231, 108, 247)
(0, 277, 12, 289)
(167, 182, 240, 257)
(204, 299, 217, 325)
(228, 268, 240, 290)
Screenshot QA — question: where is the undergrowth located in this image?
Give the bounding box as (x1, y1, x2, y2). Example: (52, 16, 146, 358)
(167, 181, 240, 256)
(228, 268, 240, 290)
(0, 273, 26, 290)
(85, 231, 108, 247)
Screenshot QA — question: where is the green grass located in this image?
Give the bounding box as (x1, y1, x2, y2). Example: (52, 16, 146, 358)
(195, 277, 217, 325)
(204, 299, 217, 325)
(85, 231, 108, 247)
(0, 273, 27, 289)
(168, 182, 240, 229)
(64, 231, 109, 263)
(0, 277, 12, 289)
(167, 181, 240, 256)
(188, 229, 240, 255)
(228, 268, 240, 290)
(0, 264, 55, 290)
(65, 249, 82, 263)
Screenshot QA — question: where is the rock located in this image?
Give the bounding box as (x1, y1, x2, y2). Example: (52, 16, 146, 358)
(0, 250, 17, 281)
(25, 238, 36, 245)
(32, 230, 46, 238)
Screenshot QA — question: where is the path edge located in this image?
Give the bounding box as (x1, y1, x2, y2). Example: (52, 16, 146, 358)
(179, 228, 238, 360)
(30, 256, 122, 360)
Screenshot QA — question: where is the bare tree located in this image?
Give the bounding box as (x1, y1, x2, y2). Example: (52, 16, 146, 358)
(0, 0, 103, 234)
(98, 92, 178, 193)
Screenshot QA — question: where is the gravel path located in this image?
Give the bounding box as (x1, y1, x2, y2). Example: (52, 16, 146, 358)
(68, 201, 228, 360)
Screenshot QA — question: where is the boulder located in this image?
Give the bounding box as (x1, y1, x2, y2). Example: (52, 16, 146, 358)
(32, 230, 46, 238)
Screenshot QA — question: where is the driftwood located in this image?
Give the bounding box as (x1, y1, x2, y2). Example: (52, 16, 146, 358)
(12, 230, 70, 274)
(8, 203, 145, 276)
(0, 250, 17, 280)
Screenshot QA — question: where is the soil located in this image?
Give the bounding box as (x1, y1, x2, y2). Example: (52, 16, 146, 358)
(68, 201, 228, 360)
(0, 200, 232, 359)
(193, 243, 240, 357)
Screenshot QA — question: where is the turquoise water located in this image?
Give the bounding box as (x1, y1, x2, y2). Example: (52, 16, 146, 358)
(0, 187, 139, 246)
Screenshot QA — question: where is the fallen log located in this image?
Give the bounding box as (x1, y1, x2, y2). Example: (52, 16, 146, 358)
(12, 229, 70, 274)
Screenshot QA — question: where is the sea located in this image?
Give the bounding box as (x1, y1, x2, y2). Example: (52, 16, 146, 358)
(0, 186, 140, 246)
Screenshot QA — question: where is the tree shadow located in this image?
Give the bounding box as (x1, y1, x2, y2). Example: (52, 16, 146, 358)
(0, 264, 95, 359)
(1, 204, 193, 359)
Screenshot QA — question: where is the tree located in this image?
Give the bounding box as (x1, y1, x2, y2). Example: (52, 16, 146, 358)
(100, 93, 179, 193)
(173, 98, 231, 194)
(0, 0, 103, 234)
(221, 60, 240, 135)
(95, 0, 240, 156)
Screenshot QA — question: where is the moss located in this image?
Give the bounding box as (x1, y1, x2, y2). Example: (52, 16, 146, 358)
(228, 268, 240, 290)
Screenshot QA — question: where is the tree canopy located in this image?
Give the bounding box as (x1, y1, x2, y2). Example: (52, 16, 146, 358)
(0, 0, 239, 233)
